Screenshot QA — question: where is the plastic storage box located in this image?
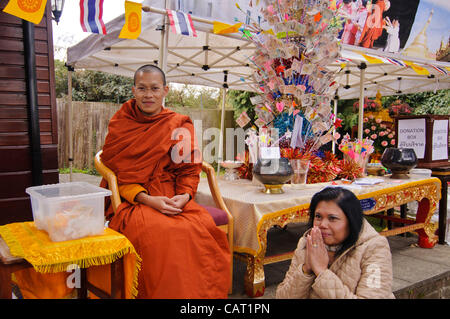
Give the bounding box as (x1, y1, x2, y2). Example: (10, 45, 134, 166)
(25, 182, 112, 242)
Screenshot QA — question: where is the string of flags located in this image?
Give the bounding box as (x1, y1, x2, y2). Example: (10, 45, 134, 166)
(2, 0, 449, 77)
(336, 51, 449, 76)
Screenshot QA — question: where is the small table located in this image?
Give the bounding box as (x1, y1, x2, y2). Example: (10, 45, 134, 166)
(195, 175, 441, 297)
(0, 223, 138, 299)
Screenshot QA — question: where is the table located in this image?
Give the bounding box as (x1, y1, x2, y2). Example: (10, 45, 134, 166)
(0, 223, 140, 299)
(431, 166, 450, 245)
(195, 175, 441, 297)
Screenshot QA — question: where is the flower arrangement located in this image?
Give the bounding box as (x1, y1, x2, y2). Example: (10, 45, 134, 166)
(353, 97, 382, 112)
(388, 99, 412, 116)
(363, 116, 396, 154)
(280, 148, 341, 184)
(337, 135, 374, 180)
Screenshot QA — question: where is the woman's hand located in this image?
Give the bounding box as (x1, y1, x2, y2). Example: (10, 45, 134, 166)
(306, 227, 329, 277)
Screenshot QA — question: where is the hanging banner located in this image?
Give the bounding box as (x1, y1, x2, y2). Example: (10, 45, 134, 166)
(3, 0, 48, 25)
(79, 0, 107, 35)
(337, 0, 450, 61)
(119, 1, 142, 39)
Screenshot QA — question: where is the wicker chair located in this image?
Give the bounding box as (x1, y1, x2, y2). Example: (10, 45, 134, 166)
(94, 151, 234, 293)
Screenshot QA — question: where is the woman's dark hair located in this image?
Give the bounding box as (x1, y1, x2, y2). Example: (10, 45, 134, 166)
(308, 187, 363, 256)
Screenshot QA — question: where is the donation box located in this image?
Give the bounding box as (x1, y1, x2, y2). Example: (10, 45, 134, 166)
(394, 115, 449, 169)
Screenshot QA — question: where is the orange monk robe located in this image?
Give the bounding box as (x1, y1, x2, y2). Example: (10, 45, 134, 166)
(99, 99, 231, 299)
(358, 1, 386, 48)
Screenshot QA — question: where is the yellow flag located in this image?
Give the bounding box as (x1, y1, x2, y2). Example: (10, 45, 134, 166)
(213, 21, 242, 34)
(361, 53, 384, 64)
(3, 0, 48, 25)
(404, 61, 430, 75)
(119, 1, 142, 39)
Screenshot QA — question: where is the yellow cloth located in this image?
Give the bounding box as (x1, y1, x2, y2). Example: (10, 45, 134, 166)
(213, 21, 242, 34)
(3, 0, 48, 25)
(0, 222, 141, 299)
(360, 53, 384, 64)
(404, 61, 430, 75)
(119, 184, 147, 204)
(119, 1, 142, 39)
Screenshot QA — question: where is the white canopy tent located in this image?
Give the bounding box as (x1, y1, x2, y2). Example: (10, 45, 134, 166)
(67, 1, 450, 97)
(65, 0, 450, 178)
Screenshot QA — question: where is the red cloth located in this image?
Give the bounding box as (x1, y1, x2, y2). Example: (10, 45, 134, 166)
(100, 99, 230, 298)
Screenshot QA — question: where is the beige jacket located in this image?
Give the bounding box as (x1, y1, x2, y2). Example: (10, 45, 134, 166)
(276, 219, 395, 299)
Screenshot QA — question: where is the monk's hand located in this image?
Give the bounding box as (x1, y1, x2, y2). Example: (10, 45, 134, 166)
(146, 195, 182, 215)
(307, 227, 329, 277)
(171, 193, 190, 209)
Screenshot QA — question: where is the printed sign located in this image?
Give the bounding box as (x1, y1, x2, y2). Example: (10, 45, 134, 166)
(432, 119, 449, 161)
(360, 198, 377, 211)
(397, 118, 426, 159)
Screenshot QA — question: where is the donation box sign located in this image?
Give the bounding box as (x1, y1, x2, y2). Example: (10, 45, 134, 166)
(397, 118, 426, 159)
(395, 115, 450, 169)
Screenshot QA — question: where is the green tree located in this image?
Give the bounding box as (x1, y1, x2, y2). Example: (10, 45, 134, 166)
(227, 89, 258, 128)
(54, 59, 134, 103)
(382, 90, 450, 115)
(165, 84, 220, 108)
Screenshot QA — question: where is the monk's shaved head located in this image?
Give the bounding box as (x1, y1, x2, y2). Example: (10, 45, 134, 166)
(134, 64, 166, 86)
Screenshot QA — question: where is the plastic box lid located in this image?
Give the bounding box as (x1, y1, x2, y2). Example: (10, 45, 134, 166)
(25, 182, 112, 201)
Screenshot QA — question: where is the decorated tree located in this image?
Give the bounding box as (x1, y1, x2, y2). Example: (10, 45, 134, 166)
(233, 0, 347, 182)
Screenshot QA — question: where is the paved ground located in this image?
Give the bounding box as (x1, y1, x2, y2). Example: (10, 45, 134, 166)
(60, 173, 450, 299)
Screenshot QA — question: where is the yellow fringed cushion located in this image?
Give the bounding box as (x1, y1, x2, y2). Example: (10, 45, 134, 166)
(0, 222, 141, 299)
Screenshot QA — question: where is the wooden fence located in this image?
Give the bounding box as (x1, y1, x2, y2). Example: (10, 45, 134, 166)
(57, 98, 235, 170)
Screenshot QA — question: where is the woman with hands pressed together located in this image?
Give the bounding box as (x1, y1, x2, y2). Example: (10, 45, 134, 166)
(276, 187, 395, 299)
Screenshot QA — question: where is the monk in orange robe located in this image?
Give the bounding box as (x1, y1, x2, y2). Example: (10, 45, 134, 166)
(358, 0, 389, 48)
(99, 64, 230, 298)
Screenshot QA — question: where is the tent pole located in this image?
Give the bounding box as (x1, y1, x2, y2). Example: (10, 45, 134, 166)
(332, 95, 338, 154)
(160, 0, 169, 107)
(67, 67, 74, 182)
(217, 71, 228, 176)
(357, 63, 367, 140)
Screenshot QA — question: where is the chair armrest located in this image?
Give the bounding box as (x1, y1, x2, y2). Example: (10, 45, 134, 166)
(201, 162, 233, 226)
(95, 151, 122, 212)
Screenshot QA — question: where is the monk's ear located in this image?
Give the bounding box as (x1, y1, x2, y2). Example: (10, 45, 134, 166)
(163, 85, 169, 96)
(131, 86, 137, 97)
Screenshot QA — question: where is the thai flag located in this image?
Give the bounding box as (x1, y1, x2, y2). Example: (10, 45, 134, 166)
(166, 9, 197, 37)
(386, 57, 406, 67)
(79, 0, 107, 35)
(428, 64, 447, 75)
(336, 57, 352, 63)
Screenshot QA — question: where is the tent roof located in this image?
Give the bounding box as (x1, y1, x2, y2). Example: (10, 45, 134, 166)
(66, 1, 450, 100)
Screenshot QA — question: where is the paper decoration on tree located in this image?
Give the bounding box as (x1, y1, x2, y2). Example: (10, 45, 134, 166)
(236, 111, 251, 128)
(236, 0, 344, 154)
